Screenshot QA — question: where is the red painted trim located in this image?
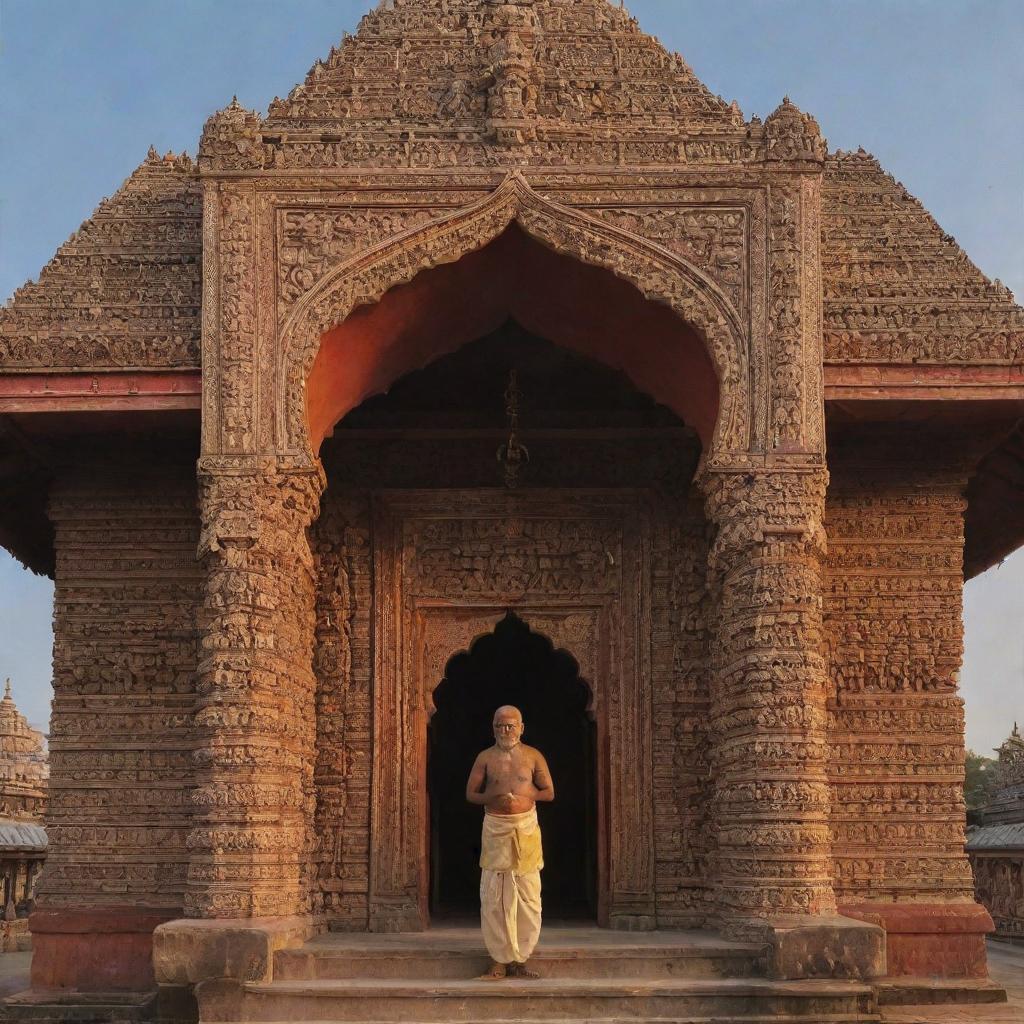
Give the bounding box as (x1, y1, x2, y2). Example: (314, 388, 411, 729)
(0, 364, 1020, 412)
(825, 363, 1024, 401)
(0, 370, 201, 413)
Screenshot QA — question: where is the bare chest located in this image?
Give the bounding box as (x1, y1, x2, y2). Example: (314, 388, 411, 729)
(484, 750, 532, 787)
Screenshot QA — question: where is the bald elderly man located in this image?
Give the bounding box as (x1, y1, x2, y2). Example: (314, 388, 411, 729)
(465, 705, 554, 979)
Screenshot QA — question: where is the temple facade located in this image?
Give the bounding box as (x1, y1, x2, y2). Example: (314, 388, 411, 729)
(0, 681, 48, 952)
(968, 725, 1024, 944)
(1, 0, 1022, 1019)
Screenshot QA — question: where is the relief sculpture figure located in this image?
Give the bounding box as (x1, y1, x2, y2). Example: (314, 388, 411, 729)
(465, 704, 554, 979)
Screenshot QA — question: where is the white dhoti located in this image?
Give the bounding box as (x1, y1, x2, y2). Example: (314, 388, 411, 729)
(479, 808, 543, 964)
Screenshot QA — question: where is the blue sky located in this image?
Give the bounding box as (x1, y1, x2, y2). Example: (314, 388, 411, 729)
(0, 0, 1022, 749)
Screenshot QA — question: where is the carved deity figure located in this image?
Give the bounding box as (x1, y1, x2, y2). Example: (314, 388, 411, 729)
(438, 78, 472, 119)
(465, 705, 555, 979)
(486, 31, 536, 120)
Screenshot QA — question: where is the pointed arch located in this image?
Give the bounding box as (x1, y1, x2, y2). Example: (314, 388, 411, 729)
(278, 173, 751, 461)
(428, 611, 597, 918)
(429, 610, 595, 721)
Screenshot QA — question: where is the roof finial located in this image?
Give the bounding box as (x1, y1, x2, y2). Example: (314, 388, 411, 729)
(3, 679, 10, 700)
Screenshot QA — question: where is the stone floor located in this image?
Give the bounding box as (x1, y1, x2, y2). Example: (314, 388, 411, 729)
(883, 941, 1024, 1023)
(0, 951, 30, 998)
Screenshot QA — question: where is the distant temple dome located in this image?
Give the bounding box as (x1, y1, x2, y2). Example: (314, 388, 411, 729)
(0, 680, 47, 947)
(0, 680, 47, 823)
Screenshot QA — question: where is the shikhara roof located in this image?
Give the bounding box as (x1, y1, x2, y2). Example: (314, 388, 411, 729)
(3, 0, 1018, 377)
(0, 0, 1020, 577)
(0, 150, 201, 372)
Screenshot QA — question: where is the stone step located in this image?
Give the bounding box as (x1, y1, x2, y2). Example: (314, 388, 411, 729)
(0, 988, 157, 1023)
(205, 976, 878, 1023)
(210, 1018, 880, 1024)
(274, 941, 766, 981)
(875, 977, 1009, 1006)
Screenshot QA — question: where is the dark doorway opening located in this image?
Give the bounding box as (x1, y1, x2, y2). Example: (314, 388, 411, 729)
(428, 613, 597, 921)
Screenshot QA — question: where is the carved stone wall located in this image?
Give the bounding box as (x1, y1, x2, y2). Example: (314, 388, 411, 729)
(311, 489, 373, 929)
(310, 429, 710, 929)
(41, 453, 202, 913)
(971, 855, 1024, 943)
(824, 440, 976, 906)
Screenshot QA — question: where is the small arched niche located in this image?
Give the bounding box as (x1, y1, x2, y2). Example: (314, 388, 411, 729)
(306, 225, 720, 456)
(428, 613, 597, 921)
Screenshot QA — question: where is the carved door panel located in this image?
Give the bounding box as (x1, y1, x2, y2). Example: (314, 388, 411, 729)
(368, 489, 655, 931)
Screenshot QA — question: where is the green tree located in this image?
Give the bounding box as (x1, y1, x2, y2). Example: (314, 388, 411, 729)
(964, 749, 997, 812)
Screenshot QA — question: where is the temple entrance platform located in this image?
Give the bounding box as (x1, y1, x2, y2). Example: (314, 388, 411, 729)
(196, 924, 881, 1024)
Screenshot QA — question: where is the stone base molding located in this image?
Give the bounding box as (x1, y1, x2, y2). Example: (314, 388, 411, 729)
(700, 465, 837, 937)
(153, 916, 315, 1024)
(761, 914, 885, 981)
(153, 915, 314, 987)
(841, 902, 996, 979)
(185, 461, 325, 919)
(30, 908, 178, 991)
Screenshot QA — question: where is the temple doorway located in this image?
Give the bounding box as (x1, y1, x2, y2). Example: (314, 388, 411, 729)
(428, 613, 598, 921)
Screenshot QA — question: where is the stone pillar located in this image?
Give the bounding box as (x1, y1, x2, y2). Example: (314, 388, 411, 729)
(700, 466, 838, 941)
(185, 459, 324, 918)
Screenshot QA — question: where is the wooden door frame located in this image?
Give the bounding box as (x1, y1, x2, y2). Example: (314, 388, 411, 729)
(367, 489, 656, 932)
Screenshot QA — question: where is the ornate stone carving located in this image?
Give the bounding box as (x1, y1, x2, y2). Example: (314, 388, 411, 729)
(592, 206, 747, 317)
(700, 465, 836, 935)
(186, 460, 324, 918)
(764, 97, 827, 163)
(480, 1, 540, 145)
(972, 855, 1024, 943)
(215, 188, 260, 454)
(245, 0, 753, 172)
(824, 443, 977, 908)
(277, 208, 436, 310)
(822, 149, 1024, 365)
(40, 458, 201, 915)
(278, 174, 752, 464)
(198, 97, 266, 172)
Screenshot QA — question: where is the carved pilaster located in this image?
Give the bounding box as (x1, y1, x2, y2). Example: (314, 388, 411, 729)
(700, 466, 836, 936)
(186, 460, 324, 918)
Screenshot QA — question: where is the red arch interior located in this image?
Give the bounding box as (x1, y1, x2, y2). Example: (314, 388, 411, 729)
(307, 226, 720, 451)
